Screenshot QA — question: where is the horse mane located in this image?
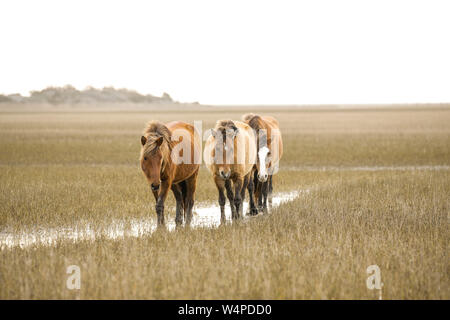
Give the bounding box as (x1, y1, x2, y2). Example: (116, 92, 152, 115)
(242, 113, 269, 147)
(143, 120, 172, 137)
(214, 119, 238, 132)
(241, 113, 265, 131)
(242, 113, 256, 123)
(142, 121, 172, 157)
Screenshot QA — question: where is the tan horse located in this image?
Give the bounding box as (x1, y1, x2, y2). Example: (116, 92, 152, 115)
(204, 120, 257, 223)
(242, 113, 283, 213)
(140, 121, 201, 227)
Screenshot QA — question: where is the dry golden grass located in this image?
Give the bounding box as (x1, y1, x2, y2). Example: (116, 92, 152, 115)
(0, 105, 449, 299)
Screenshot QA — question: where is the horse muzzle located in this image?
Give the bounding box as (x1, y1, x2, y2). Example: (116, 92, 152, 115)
(258, 173, 268, 183)
(219, 170, 231, 180)
(151, 183, 160, 191)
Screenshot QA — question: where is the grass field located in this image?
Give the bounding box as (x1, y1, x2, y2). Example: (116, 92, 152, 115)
(0, 104, 449, 299)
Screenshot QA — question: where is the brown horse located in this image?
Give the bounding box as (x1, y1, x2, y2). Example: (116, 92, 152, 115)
(242, 113, 283, 213)
(140, 121, 201, 227)
(204, 120, 257, 223)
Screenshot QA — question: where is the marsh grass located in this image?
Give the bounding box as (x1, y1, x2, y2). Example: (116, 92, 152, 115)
(0, 106, 449, 299)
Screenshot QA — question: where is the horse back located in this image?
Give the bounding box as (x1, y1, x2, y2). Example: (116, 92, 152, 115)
(166, 121, 201, 184)
(261, 116, 280, 129)
(261, 116, 283, 162)
(234, 121, 257, 175)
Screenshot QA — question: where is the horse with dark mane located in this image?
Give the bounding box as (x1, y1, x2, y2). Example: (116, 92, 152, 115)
(204, 119, 257, 223)
(140, 120, 201, 227)
(242, 113, 283, 213)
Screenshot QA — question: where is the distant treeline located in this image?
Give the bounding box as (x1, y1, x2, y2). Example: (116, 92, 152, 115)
(0, 86, 189, 104)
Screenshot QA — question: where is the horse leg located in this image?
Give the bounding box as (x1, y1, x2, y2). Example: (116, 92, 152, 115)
(183, 169, 198, 227)
(232, 176, 243, 220)
(171, 183, 184, 227)
(240, 173, 249, 217)
(225, 179, 237, 219)
(151, 189, 159, 220)
(253, 169, 259, 206)
(155, 179, 170, 227)
(261, 180, 269, 213)
(256, 180, 264, 212)
(214, 176, 227, 224)
(179, 180, 187, 222)
(247, 168, 258, 216)
(268, 175, 273, 208)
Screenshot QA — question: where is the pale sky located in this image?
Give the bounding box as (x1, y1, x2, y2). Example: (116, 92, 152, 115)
(0, 0, 449, 105)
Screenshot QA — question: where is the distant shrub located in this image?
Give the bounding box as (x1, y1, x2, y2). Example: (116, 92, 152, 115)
(1, 85, 177, 104)
(0, 95, 11, 103)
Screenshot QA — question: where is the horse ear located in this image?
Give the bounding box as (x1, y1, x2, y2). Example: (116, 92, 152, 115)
(141, 136, 147, 146)
(155, 136, 164, 147)
(210, 129, 217, 138)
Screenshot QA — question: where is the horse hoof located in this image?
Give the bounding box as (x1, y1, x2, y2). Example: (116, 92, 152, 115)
(249, 208, 259, 216)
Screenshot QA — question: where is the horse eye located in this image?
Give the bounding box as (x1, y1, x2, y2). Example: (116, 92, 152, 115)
(144, 157, 147, 161)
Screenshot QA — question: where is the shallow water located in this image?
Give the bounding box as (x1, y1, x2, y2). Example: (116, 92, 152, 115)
(0, 190, 306, 250)
(2, 164, 447, 250)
